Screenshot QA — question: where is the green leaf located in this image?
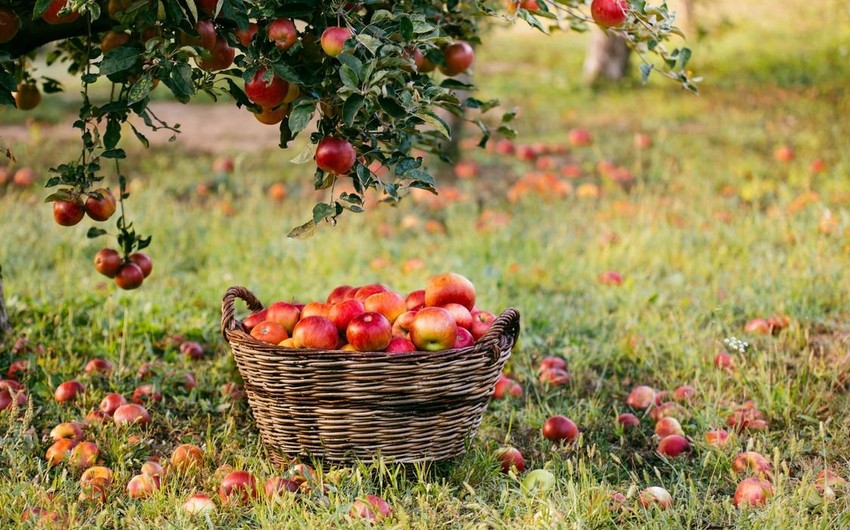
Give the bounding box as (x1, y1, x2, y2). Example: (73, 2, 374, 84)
(44, 190, 76, 203)
(399, 17, 414, 40)
(640, 63, 653, 84)
(415, 111, 451, 139)
(270, 63, 302, 84)
(337, 54, 363, 78)
(32, 0, 53, 18)
(129, 123, 150, 149)
(339, 65, 359, 88)
(288, 99, 316, 135)
(288, 219, 317, 239)
(378, 97, 407, 119)
(312, 202, 336, 224)
(127, 75, 154, 105)
(104, 119, 121, 150)
(342, 94, 365, 127)
(86, 228, 108, 239)
(102, 149, 126, 159)
(290, 143, 317, 164)
(100, 47, 142, 76)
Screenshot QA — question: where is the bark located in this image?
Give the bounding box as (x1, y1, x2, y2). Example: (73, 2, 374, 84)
(0, 3, 114, 59)
(583, 27, 631, 83)
(0, 265, 10, 340)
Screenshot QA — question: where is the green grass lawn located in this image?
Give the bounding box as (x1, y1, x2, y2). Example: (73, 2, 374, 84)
(1, 1, 850, 528)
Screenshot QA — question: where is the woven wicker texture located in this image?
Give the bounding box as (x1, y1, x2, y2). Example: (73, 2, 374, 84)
(222, 286, 520, 465)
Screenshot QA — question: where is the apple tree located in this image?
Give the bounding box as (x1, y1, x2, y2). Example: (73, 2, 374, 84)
(0, 0, 696, 306)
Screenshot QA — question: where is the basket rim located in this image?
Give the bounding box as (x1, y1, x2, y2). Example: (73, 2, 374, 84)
(222, 285, 520, 362)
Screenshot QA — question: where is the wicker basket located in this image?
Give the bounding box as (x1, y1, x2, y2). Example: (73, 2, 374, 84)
(221, 286, 520, 466)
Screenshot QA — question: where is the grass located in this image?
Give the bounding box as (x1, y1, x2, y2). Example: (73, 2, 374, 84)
(2, 0, 850, 528)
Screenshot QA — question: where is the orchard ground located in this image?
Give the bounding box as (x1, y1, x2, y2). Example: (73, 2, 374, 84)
(2, 0, 850, 528)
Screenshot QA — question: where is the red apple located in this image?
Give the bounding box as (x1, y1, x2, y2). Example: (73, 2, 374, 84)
(292, 316, 339, 349)
(235, 22, 258, 47)
(654, 417, 684, 437)
(301, 301, 332, 319)
(115, 262, 144, 290)
(198, 36, 235, 70)
(412, 48, 436, 73)
(657, 435, 690, 457)
(54, 198, 86, 226)
(85, 188, 116, 221)
(268, 18, 298, 51)
(316, 136, 357, 174)
(810, 159, 827, 174)
(405, 289, 426, 311)
(127, 473, 160, 499)
(132, 384, 162, 404)
(539, 356, 567, 373)
(141, 461, 163, 477)
(242, 308, 269, 331)
(495, 447, 525, 473)
(391, 310, 417, 339)
(493, 374, 523, 399)
(113, 403, 150, 425)
(732, 451, 772, 476)
(714, 351, 734, 370)
(0, 9, 20, 44)
(354, 284, 389, 302)
(183, 493, 216, 514)
(705, 429, 729, 447)
(171, 443, 204, 470)
(744, 318, 771, 335)
(425, 272, 475, 310)
(470, 310, 496, 340)
(79, 466, 113, 502)
(69, 441, 100, 471)
(43, 0, 79, 24)
(814, 470, 847, 494)
(733, 477, 773, 508)
(329, 299, 365, 333)
(364, 291, 406, 323)
(6, 359, 31, 380)
(346, 312, 392, 352)
(440, 303, 473, 330)
(46, 438, 77, 466)
(774, 145, 795, 162)
(266, 302, 301, 334)
(638, 486, 673, 509)
(250, 320, 288, 345)
(672, 385, 697, 402)
(454, 327, 475, 348)
(409, 307, 457, 352)
(84, 357, 114, 375)
(385, 337, 416, 353)
(538, 367, 571, 386)
(542, 415, 579, 444)
(0, 380, 26, 407)
(219, 471, 258, 504)
(265, 476, 300, 497)
(440, 41, 474, 76)
(245, 67, 288, 108)
(126, 252, 152, 278)
(454, 160, 478, 179)
(321, 26, 351, 57)
(590, 0, 628, 28)
(327, 284, 355, 304)
(626, 385, 656, 409)
(50, 421, 84, 442)
(55, 380, 85, 403)
(180, 341, 204, 360)
(597, 270, 623, 286)
(99, 393, 128, 415)
(617, 413, 640, 429)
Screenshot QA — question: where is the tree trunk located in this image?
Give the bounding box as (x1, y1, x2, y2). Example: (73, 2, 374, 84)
(0, 266, 10, 341)
(583, 27, 631, 83)
(677, 0, 696, 36)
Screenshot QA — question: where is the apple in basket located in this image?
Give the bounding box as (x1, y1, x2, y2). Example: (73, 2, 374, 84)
(346, 312, 393, 352)
(409, 307, 458, 352)
(425, 272, 476, 310)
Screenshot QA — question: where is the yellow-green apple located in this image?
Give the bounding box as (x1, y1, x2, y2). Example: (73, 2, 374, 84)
(385, 337, 416, 353)
(321, 26, 351, 56)
(69, 441, 100, 471)
(84, 357, 113, 375)
(55, 380, 85, 403)
(182, 493, 216, 515)
(364, 291, 406, 323)
(241, 308, 269, 331)
(141, 461, 163, 477)
(441, 303, 473, 329)
(657, 435, 690, 457)
(590, 0, 628, 28)
(346, 312, 392, 351)
(327, 284, 355, 304)
(439, 41, 474, 76)
(542, 415, 579, 444)
(268, 18, 298, 51)
(316, 136, 357, 174)
(50, 421, 84, 442)
(54, 198, 86, 226)
(654, 417, 684, 437)
(617, 413, 640, 429)
(495, 447, 525, 473)
(292, 316, 339, 349)
(733, 477, 773, 507)
(329, 299, 365, 334)
(638, 486, 672, 509)
(405, 289, 425, 310)
(171, 444, 204, 470)
(391, 310, 417, 339)
(425, 273, 475, 310)
(245, 67, 289, 108)
(46, 438, 77, 465)
(266, 302, 301, 333)
(732, 451, 772, 476)
(99, 393, 128, 415)
(454, 327, 475, 348)
(521, 469, 556, 494)
(301, 301, 331, 319)
(279, 338, 298, 348)
(132, 384, 162, 404)
(410, 307, 457, 352)
(127, 473, 160, 498)
(470, 310, 495, 340)
(250, 320, 288, 344)
(705, 429, 729, 447)
(85, 188, 117, 221)
(626, 385, 656, 409)
(113, 403, 150, 425)
(219, 471, 258, 504)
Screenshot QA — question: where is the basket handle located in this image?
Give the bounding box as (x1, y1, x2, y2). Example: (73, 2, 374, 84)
(478, 307, 521, 363)
(221, 286, 265, 340)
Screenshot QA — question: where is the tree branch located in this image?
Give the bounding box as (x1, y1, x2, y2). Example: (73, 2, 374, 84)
(0, 3, 114, 59)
